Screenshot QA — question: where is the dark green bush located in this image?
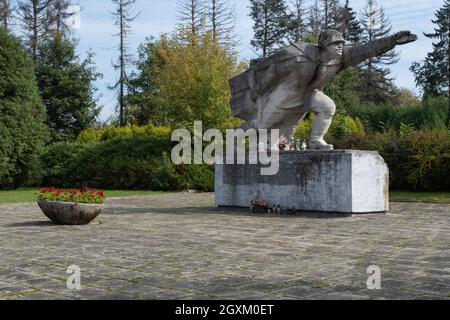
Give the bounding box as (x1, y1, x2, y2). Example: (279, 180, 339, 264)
(333, 128, 450, 191)
(346, 96, 449, 132)
(0, 29, 48, 189)
(40, 141, 85, 187)
(41, 130, 214, 191)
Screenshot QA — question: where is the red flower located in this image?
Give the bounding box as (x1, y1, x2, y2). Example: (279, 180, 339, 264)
(49, 186, 55, 192)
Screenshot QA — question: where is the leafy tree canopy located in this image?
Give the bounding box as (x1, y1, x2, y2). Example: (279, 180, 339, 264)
(128, 31, 245, 131)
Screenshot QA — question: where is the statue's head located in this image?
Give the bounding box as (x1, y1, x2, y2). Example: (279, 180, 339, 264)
(318, 30, 345, 59)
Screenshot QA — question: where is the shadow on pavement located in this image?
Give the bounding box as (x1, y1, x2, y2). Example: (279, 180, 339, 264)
(7, 221, 55, 228)
(103, 205, 356, 219)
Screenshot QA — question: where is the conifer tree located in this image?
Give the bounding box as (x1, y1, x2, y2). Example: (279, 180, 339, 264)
(47, 0, 75, 36)
(17, 0, 53, 64)
(36, 35, 102, 140)
(330, 0, 343, 30)
(410, 0, 449, 99)
(0, 29, 48, 188)
(249, 0, 291, 57)
(357, 0, 398, 103)
(340, 0, 362, 43)
(287, 0, 307, 43)
(111, 0, 139, 127)
(176, 0, 206, 36)
(306, 0, 322, 40)
(206, 0, 236, 45)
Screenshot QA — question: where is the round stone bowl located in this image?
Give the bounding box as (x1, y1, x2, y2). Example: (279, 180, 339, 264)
(37, 201, 103, 225)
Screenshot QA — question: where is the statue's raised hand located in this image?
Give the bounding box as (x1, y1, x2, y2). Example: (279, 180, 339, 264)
(394, 31, 418, 45)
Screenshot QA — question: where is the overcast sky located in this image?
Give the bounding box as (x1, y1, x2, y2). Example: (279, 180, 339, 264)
(73, 0, 444, 121)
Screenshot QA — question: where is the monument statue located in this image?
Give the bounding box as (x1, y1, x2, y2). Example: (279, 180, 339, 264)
(230, 30, 417, 150)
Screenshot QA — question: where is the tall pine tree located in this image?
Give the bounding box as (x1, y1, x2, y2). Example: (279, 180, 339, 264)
(127, 37, 164, 126)
(321, 0, 341, 30)
(111, 0, 139, 127)
(17, 0, 53, 64)
(410, 0, 449, 99)
(306, 0, 322, 41)
(249, 0, 291, 57)
(287, 0, 307, 43)
(340, 0, 361, 43)
(176, 0, 206, 37)
(47, 0, 75, 36)
(206, 0, 236, 45)
(0, 28, 48, 188)
(357, 0, 398, 103)
(36, 35, 102, 140)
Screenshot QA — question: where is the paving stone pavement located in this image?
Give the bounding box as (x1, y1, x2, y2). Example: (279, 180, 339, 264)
(0, 193, 449, 300)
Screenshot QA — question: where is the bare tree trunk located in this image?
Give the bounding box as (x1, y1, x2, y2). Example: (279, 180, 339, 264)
(32, 0, 38, 63)
(0, 0, 12, 31)
(176, 0, 206, 38)
(211, 0, 216, 40)
(119, 1, 125, 127)
(263, 5, 268, 57)
(321, 0, 329, 29)
(17, 0, 54, 65)
(111, 0, 138, 127)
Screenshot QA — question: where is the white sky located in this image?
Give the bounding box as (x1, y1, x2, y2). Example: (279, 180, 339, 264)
(72, 0, 444, 121)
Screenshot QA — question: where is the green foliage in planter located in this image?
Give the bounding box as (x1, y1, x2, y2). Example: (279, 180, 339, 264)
(38, 187, 105, 204)
(0, 29, 48, 189)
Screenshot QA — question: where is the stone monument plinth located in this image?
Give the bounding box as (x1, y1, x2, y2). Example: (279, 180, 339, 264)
(215, 150, 389, 214)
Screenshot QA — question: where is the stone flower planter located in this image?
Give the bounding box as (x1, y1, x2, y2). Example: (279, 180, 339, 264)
(37, 201, 103, 225)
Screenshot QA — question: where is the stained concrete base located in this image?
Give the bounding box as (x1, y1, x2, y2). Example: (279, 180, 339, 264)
(215, 150, 389, 213)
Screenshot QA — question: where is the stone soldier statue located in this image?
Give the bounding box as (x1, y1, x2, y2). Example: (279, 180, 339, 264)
(229, 30, 417, 150)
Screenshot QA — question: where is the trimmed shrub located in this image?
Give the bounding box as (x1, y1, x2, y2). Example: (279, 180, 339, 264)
(346, 96, 449, 133)
(295, 114, 365, 141)
(332, 128, 450, 191)
(42, 127, 214, 191)
(40, 141, 85, 187)
(76, 125, 172, 143)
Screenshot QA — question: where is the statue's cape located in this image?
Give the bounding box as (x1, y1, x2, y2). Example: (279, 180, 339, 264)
(230, 43, 318, 121)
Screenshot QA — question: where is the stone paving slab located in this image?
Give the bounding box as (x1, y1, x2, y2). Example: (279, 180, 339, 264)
(0, 193, 449, 300)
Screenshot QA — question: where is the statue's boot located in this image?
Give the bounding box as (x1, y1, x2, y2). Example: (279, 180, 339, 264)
(309, 117, 334, 150)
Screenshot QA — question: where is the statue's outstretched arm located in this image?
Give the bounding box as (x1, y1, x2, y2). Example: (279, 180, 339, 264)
(342, 31, 417, 69)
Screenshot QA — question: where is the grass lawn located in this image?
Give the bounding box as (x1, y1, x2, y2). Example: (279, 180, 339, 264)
(390, 191, 450, 204)
(0, 189, 449, 205)
(0, 188, 173, 204)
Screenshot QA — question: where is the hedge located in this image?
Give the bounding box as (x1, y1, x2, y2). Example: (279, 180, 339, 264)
(346, 96, 449, 133)
(40, 123, 450, 192)
(332, 128, 450, 191)
(41, 126, 214, 191)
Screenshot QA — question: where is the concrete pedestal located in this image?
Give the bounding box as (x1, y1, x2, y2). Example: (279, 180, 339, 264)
(215, 150, 389, 213)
